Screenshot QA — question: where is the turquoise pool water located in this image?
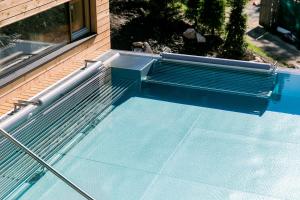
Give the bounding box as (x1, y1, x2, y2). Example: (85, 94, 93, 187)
(19, 72, 300, 200)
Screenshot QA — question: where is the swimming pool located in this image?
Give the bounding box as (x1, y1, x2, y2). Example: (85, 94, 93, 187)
(1, 52, 300, 200)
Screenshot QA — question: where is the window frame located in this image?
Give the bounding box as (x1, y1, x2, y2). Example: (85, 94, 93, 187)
(0, 34, 96, 87)
(0, 0, 93, 84)
(69, 0, 91, 41)
(0, 43, 65, 79)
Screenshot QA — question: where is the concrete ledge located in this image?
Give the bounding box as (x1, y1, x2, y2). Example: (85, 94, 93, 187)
(161, 52, 273, 71)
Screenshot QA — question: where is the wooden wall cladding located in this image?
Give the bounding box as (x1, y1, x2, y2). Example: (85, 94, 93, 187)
(0, 0, 111, 114)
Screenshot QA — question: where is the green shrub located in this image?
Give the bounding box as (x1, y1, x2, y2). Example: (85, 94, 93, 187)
(186, 0, 201, 26)
(222, 0, 247, 58)
(149, 0, 182, 21)
(199, 0, 225, 35)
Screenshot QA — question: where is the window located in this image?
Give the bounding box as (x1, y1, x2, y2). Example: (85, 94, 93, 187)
(70, 0, 91, 40)
(0, 0, 91, 78)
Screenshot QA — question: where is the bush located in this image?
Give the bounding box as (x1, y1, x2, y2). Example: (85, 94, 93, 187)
(222, 0, 247, 59)
(186, 0, 201, 26)
(199, 0, 225, 35)
(149, 0, 182, 21)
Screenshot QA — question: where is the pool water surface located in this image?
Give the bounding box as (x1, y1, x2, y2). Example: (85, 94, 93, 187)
(19, 72, 300, 200)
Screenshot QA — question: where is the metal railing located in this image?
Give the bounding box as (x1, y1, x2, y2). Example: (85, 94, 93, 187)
(0, 128, 95, 200)
(0, 66, 137, 199)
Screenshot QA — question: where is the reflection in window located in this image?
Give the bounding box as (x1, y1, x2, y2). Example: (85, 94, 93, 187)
(70, 0, 86, 32)
(0, 4, 70, 76)
(70, 0, 90, 40)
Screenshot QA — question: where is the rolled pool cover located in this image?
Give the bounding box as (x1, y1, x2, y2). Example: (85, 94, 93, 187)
(0, 60, 103, 132)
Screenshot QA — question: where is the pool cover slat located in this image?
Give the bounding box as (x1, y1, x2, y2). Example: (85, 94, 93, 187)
(144, 60, 277, 98)
(0, 67, 137, 199)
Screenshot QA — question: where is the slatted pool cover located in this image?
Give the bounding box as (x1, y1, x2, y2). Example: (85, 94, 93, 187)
(0, 67, 136, 199)
(145, 60, 277, 98)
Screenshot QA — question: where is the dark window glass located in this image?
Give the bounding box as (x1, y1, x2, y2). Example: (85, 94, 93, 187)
(0, 4, 70, 76)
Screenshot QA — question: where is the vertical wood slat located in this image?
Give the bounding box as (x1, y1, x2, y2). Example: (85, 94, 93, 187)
(0, 0, 111, 115)
(259, 0, 280, 29)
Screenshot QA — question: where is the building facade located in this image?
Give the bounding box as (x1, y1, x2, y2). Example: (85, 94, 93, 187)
(260, 0, 300, 38)
(0, 0, 110, 115)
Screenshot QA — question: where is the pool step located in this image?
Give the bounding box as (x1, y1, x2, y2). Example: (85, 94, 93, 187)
(144, 59, 277, 98)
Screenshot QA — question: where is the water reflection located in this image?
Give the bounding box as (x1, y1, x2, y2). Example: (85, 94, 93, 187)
(141, 71, 300, 116)
(268, 72, 300, 116)
(141, 83, 269, 116)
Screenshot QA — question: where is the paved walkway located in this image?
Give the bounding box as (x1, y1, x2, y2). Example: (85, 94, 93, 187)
(245, 0, 300, 68)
